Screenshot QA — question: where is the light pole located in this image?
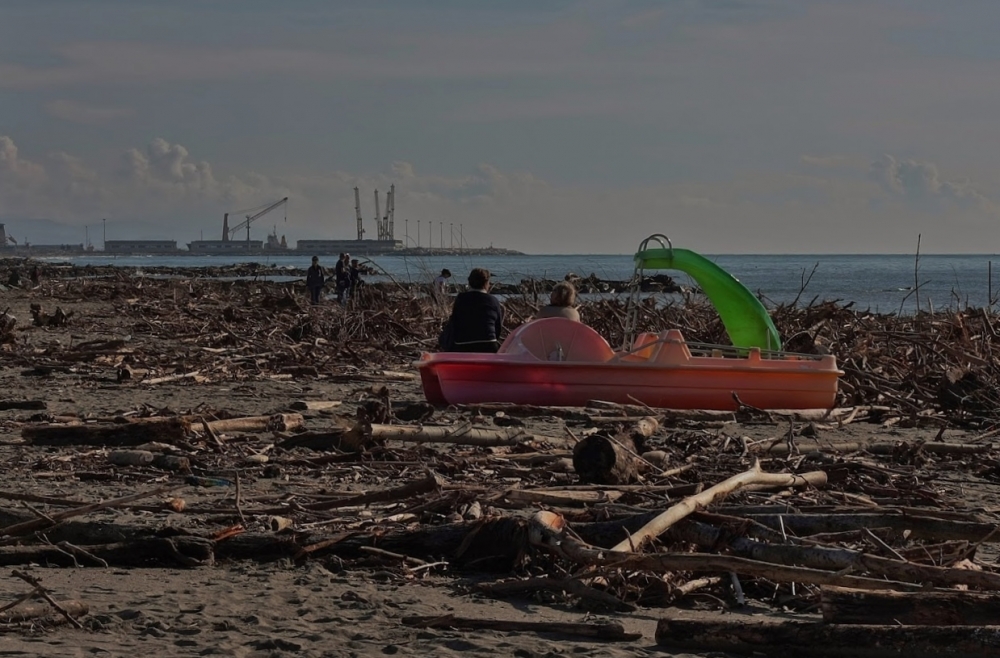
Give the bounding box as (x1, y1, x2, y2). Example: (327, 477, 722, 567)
(405, 219, 409, 247)
(417, 220, 421, 248)
(460, 224, 463, 250)
(450, 223, 454, 249)
(102, 218, 107, 250)
(85, 225, 89, 249)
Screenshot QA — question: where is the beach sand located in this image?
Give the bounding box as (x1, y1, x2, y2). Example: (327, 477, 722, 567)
(0, 278, 984, 657)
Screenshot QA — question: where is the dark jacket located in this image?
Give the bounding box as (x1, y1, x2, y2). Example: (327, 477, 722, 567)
(449, 290, 503, 346)
(335, 260, 350, 286)
(306, 265, 325, 288)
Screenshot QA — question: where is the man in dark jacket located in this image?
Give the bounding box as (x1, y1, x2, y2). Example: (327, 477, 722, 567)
(305, 256, 325, 305)
(445, 268, 503, 352)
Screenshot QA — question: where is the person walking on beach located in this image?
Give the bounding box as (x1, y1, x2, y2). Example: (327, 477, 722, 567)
(305, 256, 326, 305)
(442, 268, 504, 353)
(29, 265, 40, 288)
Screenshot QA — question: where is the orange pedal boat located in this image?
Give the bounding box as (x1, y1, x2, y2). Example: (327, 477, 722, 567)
(417, 318, 842, 410)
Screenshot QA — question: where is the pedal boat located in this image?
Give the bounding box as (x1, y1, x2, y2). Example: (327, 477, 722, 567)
(416, 318, 841, 410)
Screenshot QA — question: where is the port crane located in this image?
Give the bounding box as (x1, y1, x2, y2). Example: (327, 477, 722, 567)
(354, 187, 364, 240)
(372, 185, 396, 241)
(223, 197, 289, 243)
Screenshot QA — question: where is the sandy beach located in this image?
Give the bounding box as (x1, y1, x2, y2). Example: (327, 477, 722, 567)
(1, 267, 997, 657)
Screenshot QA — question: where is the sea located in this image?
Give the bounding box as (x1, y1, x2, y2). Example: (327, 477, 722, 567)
(35, 252, 1000, 315)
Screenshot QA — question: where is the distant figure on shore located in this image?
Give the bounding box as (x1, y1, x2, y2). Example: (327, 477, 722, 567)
(305, 256, 326, 305)
(441, 268, 503, 353)
(349, 258, 363, 299)
(335, 253, 351, 304)
(432, 268, 452, 301)
(535, 281, 580, 322)
(30, 265, 40, 287)
(7, 268, 20, 288)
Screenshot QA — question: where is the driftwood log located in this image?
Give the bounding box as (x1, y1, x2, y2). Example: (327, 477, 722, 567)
(655, 615, 1000, 657)
(736, 512, 1000, 543)
(821, 586, 1000, 625)
(572, 432, 641, 485)
(22, 417, 190, 447)
(0, 536, 213, 567)
(668, 520, 1000, 590)
(610, 462, 827, 552)
(530, 511, 921, 591)
(369, 423, 557, 447)
(0, 600, 88, 623)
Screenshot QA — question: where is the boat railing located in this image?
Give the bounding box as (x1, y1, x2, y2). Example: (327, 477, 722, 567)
(614, 333, 829, 363)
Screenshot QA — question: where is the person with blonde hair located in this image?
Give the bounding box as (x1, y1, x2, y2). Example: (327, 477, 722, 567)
(535, 281, 580, 322)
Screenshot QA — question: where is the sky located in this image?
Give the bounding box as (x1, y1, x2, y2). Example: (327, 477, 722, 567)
(2, 0, 999, 254)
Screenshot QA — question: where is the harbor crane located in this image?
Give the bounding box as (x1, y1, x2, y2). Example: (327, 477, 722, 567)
(224, 197, 289, 243)
(354, 187, 364, 240)
(373, 185, 396, 241)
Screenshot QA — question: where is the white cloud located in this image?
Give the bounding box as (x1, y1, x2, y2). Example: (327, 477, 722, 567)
(44, 99, 133, 124)
(870, 154, 995, 211)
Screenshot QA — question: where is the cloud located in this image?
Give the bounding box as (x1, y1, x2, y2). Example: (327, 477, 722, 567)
(43, 99, 134, 124)
(1, 134, 999, 253)
(870, 154, 994, 210)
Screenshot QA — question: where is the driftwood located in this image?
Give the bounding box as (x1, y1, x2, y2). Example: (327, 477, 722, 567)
(530, 512, 920, 591)
(202, 413, 304, 434)
(0, 599, 88, 623)
(477, 577, 636, 612)
(0, 400, 46, 411)
(300, 473, 441, 512)
(609, 462, 827, 552)
(0, 536, 213, 567)
(668, 520, 1000, 590)
(755, 440, 991, 457)
(737, 512, 1000, 543)
(402, 615, 641, 642)
(655, 615, 1000, 657)
(820, 586, 1000, 625)
(369, 423, 557, 447)
(0, 485, 178, 538)
(22, 417, 190, 447)
(288, 400, 342, 411)
(572, 432, 641, 485)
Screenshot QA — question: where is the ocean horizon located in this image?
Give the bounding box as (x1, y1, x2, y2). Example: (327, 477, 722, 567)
(19, 251, 1000, 315)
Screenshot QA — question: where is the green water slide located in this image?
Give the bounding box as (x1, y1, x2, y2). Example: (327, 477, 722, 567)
(632, 236, 782, 351)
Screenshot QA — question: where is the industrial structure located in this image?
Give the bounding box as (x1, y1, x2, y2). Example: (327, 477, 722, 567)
(105, 240, 179, 253)
(0, 185, 430, 256)
(189, 197, 289, 254)
(0, 223, 86, 254)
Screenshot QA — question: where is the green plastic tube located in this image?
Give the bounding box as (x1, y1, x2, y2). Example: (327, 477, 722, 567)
(635, 247, 782, 351)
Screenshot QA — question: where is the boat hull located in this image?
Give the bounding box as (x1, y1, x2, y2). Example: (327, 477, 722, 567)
(417, 355, 840, 410)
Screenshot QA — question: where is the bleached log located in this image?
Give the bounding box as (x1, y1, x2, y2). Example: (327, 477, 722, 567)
(369, 423, 561, 447)
(202, 413, 304, 434)
(609, 462, 827, 552)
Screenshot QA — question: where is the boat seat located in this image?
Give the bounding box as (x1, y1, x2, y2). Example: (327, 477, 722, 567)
(652, 329, 693, 365)
(618, 332, 662, 362)
(499, 318, 615, 362)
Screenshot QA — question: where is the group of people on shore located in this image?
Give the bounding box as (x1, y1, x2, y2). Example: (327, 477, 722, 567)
(304, 256, 580, 352)
(437, 267, 579, 353)
(305, 253, 362, 305)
